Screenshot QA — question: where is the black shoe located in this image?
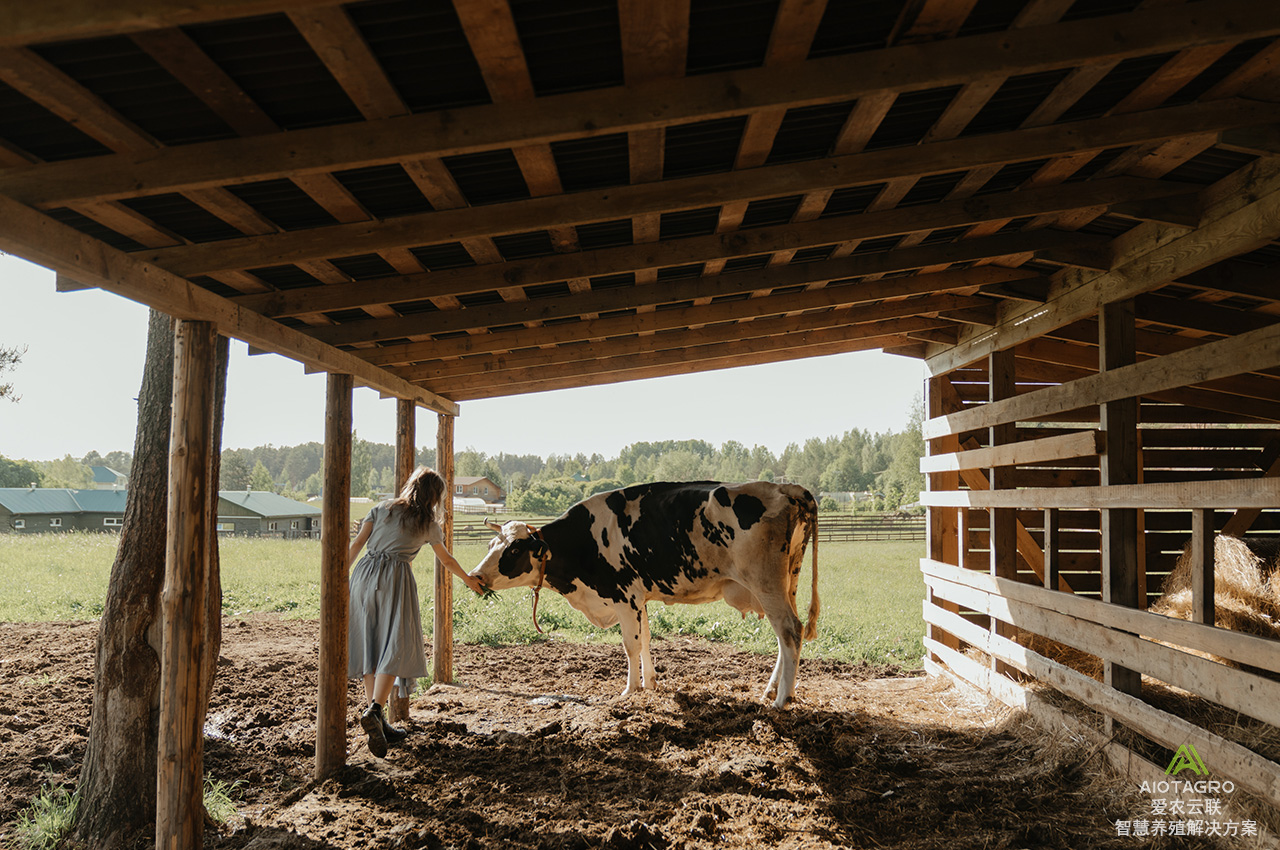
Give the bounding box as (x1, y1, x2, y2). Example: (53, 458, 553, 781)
(381, 712, 407, 745)
(360, 702, 389, 758)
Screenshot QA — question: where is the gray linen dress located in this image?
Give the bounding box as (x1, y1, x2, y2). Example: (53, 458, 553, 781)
(348, 501, 443, 697)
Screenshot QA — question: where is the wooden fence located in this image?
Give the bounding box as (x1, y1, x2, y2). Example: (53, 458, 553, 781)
(451, 511, 924, 544)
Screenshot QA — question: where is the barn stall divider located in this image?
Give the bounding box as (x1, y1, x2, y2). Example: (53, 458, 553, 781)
(919, 283, 1280, 819)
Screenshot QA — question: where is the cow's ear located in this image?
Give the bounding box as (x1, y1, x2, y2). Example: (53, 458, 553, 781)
(529, 538, 549, 558)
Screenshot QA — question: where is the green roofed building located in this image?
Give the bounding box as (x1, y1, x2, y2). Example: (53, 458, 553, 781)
(0, 488, 320, 537)
(214, 490, 321, 537)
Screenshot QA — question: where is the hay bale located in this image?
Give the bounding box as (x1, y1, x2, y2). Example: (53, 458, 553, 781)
(1152, 535, 1280, 644)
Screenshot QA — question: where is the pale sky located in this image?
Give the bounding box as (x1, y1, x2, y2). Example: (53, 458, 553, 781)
(1, 253, 927, 462)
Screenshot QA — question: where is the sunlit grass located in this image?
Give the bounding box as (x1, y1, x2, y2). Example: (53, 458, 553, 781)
(0, 533, 925, 668)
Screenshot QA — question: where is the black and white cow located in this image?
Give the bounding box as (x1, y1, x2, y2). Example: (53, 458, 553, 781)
(469, 481, 819, 707)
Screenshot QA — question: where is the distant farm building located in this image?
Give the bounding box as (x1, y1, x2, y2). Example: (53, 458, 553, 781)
(454, 476, 504, 504)
(0, 488, 319, 537)
(215, 491, 322, 537)
(0, 488, 128, 533)
(89, 466, 128, 490)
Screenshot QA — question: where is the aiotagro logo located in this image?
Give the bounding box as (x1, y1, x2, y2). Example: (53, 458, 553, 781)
(1166, 744, 1208, 777)
(1115, 744, 1258, 839)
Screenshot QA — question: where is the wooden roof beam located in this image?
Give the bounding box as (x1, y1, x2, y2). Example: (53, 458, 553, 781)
(393, 315, 953, 384)
(357, 293, 989, 367)
(434, 332, 920, 401)
(0, 0, 339, 47)
(234, 228, 1107, 320)
(0, 192, 457, 414)
(309, 266, 1034, 347)
(7, 0, 1280, 206)
(126, 101, 1240, 277)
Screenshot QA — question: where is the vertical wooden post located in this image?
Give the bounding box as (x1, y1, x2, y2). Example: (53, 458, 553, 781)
(316, 373, 352, 780)
(157, 319, 216, 850)
(926, 374, 961, 656)
(433, 413, 456, 684)
(1191, 509, 1215, 627)
(988, 349, 1018, 676)
(1100, 300, 1142, 703)
(1043, 509, 1060, 591)
(389, 399, 416, 724)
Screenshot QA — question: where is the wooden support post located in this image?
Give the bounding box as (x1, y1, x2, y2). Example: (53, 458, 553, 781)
(1100, 300, 1142, 707)
(388, 398, 416, 724)
(926, 374, 961, 656)
(1044, 509, 1061, 592)
(157, 319, 217, 850)
(988, 349, 1018, 676)
(315, 373, 352, 780)
(1191, 509, 1215, 627)
(433, 413, 456, 684)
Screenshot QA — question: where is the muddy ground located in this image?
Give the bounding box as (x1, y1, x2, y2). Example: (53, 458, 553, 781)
(0, 616, 1245, 849)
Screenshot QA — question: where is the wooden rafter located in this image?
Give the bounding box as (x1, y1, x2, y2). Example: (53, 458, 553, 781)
(0, 192, 457, 414)
(7, 1, 1280, 206)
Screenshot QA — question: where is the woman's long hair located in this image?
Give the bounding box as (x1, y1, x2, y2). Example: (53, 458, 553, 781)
(387, 466, 445, 536)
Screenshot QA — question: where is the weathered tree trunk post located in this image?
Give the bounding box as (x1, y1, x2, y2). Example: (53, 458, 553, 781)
(316, 373, 353, 779)
(198, 336, 228, 741)
(433, 413, 455, 684)
(156, 319, 217, 850)
(389, 398, 416, 723)
(76, 310, 174, 848)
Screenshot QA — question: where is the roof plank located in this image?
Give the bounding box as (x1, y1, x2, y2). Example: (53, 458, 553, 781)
(130, 104, 1246, 277)
(7, 1, 1280, 206)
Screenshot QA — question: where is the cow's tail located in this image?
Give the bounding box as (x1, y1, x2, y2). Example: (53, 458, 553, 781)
(803, 494, 820, 642)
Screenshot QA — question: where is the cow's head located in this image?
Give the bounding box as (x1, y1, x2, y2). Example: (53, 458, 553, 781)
(468, 519, 550, 590)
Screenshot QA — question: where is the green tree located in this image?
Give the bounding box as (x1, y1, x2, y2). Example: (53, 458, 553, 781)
(221, 450, 251, 491)
(249, 460, 275, 492)
(455, 448, 487, 477)
(480, 457, 504, 488)
(38, 455, 93, 488)
(0, 454, 42, 488)
(350, 434, 373, 498)
(876, 394, 925, 509)
(655, 449, 707, 481)
(510, 480, 582, 515)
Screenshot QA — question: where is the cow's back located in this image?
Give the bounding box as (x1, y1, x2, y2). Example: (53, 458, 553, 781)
(575, 480, 812, 602)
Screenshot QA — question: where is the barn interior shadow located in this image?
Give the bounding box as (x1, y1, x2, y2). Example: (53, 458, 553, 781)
(227, 683, 1147, 850)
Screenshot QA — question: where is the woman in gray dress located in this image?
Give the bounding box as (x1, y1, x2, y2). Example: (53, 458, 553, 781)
(346, 466, 485, 757)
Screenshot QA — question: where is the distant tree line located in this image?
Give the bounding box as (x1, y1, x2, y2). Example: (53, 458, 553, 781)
(1, 398, 925, 513)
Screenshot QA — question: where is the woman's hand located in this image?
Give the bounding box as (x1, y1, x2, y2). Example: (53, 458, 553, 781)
(461, 573, 486, 595)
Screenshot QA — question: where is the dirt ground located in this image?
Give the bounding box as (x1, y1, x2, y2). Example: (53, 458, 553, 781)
(0, 616, 1246, 849)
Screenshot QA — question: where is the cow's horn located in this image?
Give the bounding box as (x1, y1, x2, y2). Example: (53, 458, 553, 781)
(484, 519, 502, 532)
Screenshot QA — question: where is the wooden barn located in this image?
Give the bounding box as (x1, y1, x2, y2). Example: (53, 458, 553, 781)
(3, 0, 1280, 843)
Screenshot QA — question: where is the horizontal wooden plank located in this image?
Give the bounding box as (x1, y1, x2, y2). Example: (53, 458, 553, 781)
(925, 571, 1280, 727)
(921, 558, 1280, 676)
(924, 317, 1280, 439)
(919, 429, 1103, 473)
(0, 192, 459, 415)
(923, 601, 1280, 808)
(921, 477, 1280, 510)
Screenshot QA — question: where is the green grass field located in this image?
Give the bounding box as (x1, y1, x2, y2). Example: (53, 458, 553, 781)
(0, 531, 926, 668)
